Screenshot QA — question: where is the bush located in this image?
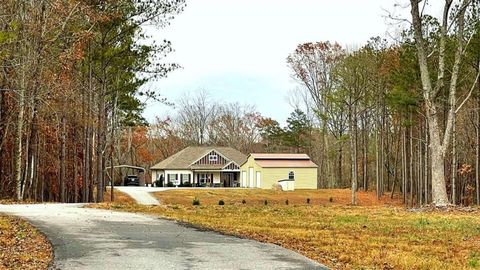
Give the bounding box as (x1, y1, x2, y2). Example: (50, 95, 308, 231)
(271, 183, 283, 191)
(218, 200, 225, 205)
(181, 182, 192, 187)
(285, 199, 289, 205)
(167, 181, 174, 187)
(306, 198, 310, 204)
(329, 197, 334, 203)
(192, 197, 200, 206)
(264, 200, 268, 206)
(242, 199, 246, 204)
(154, 180, 162, 187)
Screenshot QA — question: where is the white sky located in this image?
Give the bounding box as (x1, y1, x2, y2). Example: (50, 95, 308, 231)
(142, 0, 411, 124)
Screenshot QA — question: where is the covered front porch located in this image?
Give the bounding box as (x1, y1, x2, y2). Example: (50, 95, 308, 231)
(192, 170, 240, 187)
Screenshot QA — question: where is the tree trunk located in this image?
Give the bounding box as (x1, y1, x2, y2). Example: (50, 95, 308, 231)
(424, 117, 429, 204)
(73, 122, 78, 203)
(451, 113, 457, 205)
(60, 115, 66, 203)
(409, 124, 414, 207)
(375, 122, 380, 199)
(402, 128, 407, 204)
(14, 73, 25, 201)
(430, 131, 448, 206)
(338, 145, 343, 188)
(362, 113, 368, 191)
(409, 0, 469, 206)
(349, 107, 357, 205)
(476, 77, 480, 205)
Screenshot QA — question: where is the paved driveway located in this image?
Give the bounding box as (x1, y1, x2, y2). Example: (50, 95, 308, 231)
(0, 204, 326, 270)
(114, 186, 167, 205)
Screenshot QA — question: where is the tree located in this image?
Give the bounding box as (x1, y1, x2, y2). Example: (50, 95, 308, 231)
(409, 0, 479, 206)
(287, 41, 346, 186)
(284, 109, 312, 153)
(177, 90, 217, 145)
(0, 0, 185, 202)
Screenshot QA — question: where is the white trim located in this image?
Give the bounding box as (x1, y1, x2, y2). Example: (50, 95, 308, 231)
(222, 161, 240, 170)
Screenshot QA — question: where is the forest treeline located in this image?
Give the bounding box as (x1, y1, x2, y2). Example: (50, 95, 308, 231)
(140, 1, 480, 207)
(0, 0, 185, 202)
(284, 0, 480, 206)
(1, 1, 479, 207)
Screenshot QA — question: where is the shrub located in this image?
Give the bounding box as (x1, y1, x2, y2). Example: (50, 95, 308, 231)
(182, 182, 192, 187)
(264, 200, 268, 206)
(167, 181, 174, 187)
(285, 199, 289, 205)
(306, 198, 310, 204)
(469, 252, 480, 268)
(154, 180, 162, 187)
(218, 200, 225, 205)
(271, 183, 283, 191)
(192, 197, 200, 206)
(329, 197, 334, 202)
(242, 199, 246, 204)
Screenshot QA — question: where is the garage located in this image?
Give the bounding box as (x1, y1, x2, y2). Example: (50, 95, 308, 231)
(239, 153, 318, 190)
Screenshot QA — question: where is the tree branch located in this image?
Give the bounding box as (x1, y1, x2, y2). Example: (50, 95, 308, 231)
(455, 66, 480, 114)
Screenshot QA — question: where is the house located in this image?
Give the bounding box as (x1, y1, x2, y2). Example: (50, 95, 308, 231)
(239, 153, 318, 190)
(150, 146, 247, 187)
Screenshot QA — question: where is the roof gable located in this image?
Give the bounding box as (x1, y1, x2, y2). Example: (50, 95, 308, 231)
(223, 161, 240, 170)
(151, 146, 247, 170)
(191, 149, 230, 166)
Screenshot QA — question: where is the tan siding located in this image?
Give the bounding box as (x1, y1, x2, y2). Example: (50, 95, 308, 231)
(261, 168, 317, 189)
(240, 155, 317, 189)
(240, 155, 261, 187)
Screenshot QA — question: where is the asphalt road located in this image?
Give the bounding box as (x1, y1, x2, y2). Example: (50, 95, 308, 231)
(0, 204, 327, 270)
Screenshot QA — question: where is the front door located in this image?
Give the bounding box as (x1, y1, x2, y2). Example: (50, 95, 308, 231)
(223, 173, 233, 187)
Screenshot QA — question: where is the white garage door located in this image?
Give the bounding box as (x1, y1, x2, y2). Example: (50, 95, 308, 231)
(256, 171, 261, 188)
(249, 168, 254, 188)
(241, 171, 247, 187)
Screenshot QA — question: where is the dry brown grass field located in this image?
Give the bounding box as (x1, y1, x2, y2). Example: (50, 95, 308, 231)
(93, 189, 480, 270)
(0, 215, 52, 270)
(104, 189, 136, 203)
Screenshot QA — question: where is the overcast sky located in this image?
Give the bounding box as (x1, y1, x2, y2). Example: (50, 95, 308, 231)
(142, 0, 411, 124)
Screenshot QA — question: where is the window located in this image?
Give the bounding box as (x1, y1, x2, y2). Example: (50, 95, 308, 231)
(288, 171, 295, 180)
(209, 154, 218, 162)
(199, 173, 210, 184)
(168, 174, 178, 182)
(181, 174, 190, 182)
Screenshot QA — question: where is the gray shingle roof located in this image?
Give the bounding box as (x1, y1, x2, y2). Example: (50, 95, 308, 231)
(150, 146, 247, 170)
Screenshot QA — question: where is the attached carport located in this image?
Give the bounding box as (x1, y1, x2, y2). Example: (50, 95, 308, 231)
(105, 165, 147, 186)
(105, 165, 146, 201)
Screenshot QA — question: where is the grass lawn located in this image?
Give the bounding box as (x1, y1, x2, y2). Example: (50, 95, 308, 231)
(104, 189, 136, 203)
(93, 189, 480, 270)
(0, 215, 52, 270)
